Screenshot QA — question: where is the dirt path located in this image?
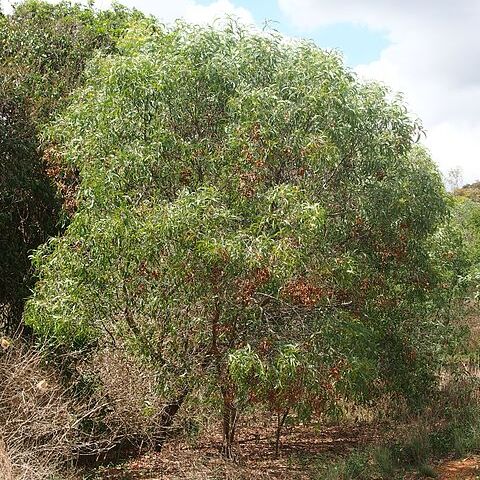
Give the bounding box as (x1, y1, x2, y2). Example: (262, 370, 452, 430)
(437, 456, 480, 480)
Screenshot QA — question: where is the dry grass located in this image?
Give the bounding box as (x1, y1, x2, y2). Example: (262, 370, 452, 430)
(0, 335, 198, 480)
(0, 338, 188, 478)
(0, 439, 13, 480)
(83, 347, 170, 448)
(0, 339, 92, 479)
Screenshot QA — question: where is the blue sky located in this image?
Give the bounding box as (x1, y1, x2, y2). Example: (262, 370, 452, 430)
(1, 0, 478, 183)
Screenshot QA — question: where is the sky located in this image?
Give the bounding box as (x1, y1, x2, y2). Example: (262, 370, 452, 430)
(2, 0, 479, 184)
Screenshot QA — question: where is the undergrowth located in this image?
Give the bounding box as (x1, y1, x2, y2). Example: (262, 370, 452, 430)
(313, 376, 480, 479)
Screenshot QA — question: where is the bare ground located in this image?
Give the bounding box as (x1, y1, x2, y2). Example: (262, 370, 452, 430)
(92, 419, 480, 479)
(436, 456, 480, 480)
(93, 420, 383, 479)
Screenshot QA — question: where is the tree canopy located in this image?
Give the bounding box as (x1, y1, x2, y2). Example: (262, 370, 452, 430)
(24, 20, 466, 454)
(0, 0, 144, 331)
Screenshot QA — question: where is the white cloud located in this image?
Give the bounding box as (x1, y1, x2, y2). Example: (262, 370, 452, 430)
(279, 0, 480, 183)
(1, 0, 14, 13)
(183, 0, 254, 26)
(425, 123, 480, 184)
(98, 0, 254, 26)
(1, 0, 255, 26)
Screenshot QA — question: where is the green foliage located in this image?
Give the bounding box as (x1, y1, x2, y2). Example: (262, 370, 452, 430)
(417, 463, 438, 478)
(315, 450, 372, 480)
(430, 387, 480, 457)
(451, 196, 480, 299)
(372, 446, 396, 479)
(25, 19, 463, 436)
(0, 0, 144, 331)
(343, 451, 371, 479)
(401, 428, 431, 466)
(314, 382, 480, 479)
(1, 0, 144, 122)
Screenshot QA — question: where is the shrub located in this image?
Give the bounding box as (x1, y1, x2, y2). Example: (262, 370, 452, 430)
(0, 0, 145, 332)
(0, 338, 173, 477)
(25, 20, 466, 456)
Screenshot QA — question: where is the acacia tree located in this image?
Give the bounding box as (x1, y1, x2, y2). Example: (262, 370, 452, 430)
(0, 0, 144, 331)
(25, 21, 463, 456)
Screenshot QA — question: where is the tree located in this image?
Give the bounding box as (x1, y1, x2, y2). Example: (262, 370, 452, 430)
(0, 0, 144, 332)
(25, 21, 463, 456)
(446, 166, 464, 192)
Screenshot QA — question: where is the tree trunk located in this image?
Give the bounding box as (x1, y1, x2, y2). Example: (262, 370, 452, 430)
(221, 388, 238, 459)
(154, 387, 189, 451)
(274, 409, 289, 457)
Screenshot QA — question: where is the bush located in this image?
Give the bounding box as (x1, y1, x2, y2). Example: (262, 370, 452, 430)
(25, 18, 467, 456)
(315, 450, 372, 480)
(81, 346, 180, 448)
(0, 0, 145, 332)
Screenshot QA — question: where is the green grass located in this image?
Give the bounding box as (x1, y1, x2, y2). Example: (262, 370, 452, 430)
(372, 446, 396, 479)
(417, 463, 438, 478)
(314, 450, 372, 480)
